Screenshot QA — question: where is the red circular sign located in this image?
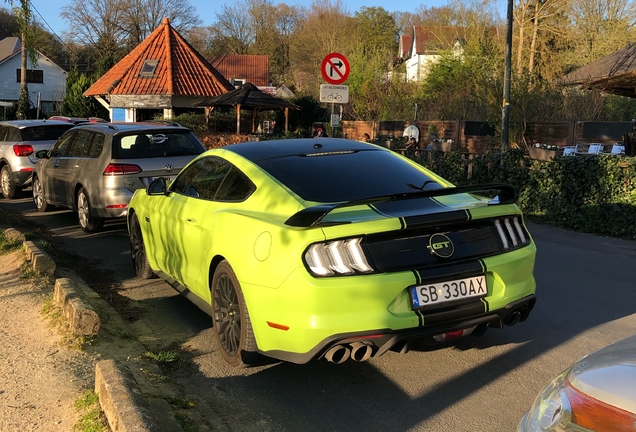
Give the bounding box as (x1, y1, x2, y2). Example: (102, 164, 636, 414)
(321, 53, 350, 85)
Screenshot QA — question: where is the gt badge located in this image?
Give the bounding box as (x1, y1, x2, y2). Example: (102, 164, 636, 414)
(429, 234, 454, 258)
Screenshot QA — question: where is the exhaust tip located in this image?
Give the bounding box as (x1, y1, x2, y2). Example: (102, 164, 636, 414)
(506, 311, 522, 326)
(350, 341, 374, 362)
(325, 345, 350, 364)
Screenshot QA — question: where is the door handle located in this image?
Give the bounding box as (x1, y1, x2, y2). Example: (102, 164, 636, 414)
(54, 159, 61, 167)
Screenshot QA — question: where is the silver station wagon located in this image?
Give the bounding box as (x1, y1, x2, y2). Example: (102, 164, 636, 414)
(32, 122, 206, 232)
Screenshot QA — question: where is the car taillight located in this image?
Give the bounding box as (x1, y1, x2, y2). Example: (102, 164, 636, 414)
(103, 164, 142, 175)
(304, 238, 374, 276)
(494, 216, 530, 250)
(13, 144, 33, 156)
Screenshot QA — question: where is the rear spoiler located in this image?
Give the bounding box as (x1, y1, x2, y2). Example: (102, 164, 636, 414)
(285, 183, 516, 227)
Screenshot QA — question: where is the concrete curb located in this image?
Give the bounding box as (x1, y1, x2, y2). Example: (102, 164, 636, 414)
(95, 360, 163, 432)
(54, 278, 101, 336)
(23, 239, 56, 275)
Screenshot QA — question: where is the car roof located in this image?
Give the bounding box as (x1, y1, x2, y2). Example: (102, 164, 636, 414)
(0, 119, 77, 128)
(68, 122, 191, 135)
(225, 138, 379, 162)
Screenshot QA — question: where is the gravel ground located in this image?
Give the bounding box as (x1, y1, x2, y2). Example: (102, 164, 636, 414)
(0, 250, 96, 431)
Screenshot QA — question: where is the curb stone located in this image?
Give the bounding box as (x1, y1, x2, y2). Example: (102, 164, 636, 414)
(95, 359, 163, 432)
(54, 278, 101, 336)
(23, 239, 56, 275)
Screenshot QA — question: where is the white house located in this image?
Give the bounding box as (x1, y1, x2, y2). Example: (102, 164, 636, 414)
(402, 27, 465, 82)
(0, 37, 67, 116)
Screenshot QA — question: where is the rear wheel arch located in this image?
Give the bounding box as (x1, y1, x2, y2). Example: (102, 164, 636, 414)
(208, 255, 227, 292)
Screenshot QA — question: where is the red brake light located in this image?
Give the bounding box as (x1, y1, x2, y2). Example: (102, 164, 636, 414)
(13, 144, 33, 156)
(103, 164, 142, 175)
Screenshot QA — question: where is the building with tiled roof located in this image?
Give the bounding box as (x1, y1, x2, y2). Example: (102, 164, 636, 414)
(85, 18, 233, 122)
(0, 37, 67, 116)
(400, 26, 467, 82)
(208, 55, 270, 89)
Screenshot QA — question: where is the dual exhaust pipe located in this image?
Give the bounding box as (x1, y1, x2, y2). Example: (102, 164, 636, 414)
(324, 341, 374, 364)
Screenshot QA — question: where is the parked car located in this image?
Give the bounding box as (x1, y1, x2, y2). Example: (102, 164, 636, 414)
(127, 138, 537, 367)
(32, 122, 205, 232)
(518, 335, 636, 431)
(0, 119, 76, 199)
(48, 116, 108, 125)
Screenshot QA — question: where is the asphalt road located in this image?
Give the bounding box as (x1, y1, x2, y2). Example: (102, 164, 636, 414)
(2, 194, 636, 432)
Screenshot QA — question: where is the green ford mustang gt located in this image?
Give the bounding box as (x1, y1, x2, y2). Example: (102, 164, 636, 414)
(127, 138, 537, 367)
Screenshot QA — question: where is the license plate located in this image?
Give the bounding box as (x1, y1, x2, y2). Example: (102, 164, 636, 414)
(409, 275, 487, 309)
(147, 175, 174, 183)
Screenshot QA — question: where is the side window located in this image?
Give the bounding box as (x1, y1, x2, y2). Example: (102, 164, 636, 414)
(49, 132, 75, 157)
(171, 157, 231, 200)
(86, 133, 105, 158)
(7, 127, 21, 141)
(67, 131, 92, 157)
(215, 168, 255, 201)
(0, 126, 8, 141)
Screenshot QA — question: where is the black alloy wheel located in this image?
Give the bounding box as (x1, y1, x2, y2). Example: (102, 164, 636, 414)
(129, 212, 154, 280)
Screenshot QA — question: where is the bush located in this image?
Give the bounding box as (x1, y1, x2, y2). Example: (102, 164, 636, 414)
(416, 150, 636, 239)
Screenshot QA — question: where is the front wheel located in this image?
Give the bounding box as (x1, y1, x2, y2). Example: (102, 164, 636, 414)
(32, 176, 52, 212)
(1, 165, 18, 199)
(129, 213, 155, 279)
(211, 261, 263, 367)
(77, 187, 104, 233)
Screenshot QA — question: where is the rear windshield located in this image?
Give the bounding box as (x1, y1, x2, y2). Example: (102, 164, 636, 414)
(256, 150, 439, 202)
(112, 131, 205, 159)
(19, 125, 75, 141)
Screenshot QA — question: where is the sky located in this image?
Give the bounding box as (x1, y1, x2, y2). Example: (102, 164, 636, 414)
(28, 0, 507, 41)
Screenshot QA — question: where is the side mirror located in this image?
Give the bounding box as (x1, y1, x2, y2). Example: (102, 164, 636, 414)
(35, 149, 49, 159)
(147, 177, 167, 196)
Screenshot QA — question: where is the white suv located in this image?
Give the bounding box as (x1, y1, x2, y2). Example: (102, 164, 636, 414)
(0, 120, 75, 199)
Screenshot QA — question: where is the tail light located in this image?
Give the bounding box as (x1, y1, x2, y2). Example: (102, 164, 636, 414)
(13, 144, 34, 156)
(304, 238, 374, 276)
(103, 164, 142, 175)
(494, 216, 530, 250)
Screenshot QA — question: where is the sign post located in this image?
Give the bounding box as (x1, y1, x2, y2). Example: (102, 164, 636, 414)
(321, 53, 350, 134)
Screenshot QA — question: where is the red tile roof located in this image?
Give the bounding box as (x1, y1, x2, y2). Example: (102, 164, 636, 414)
(208, 55, 270, 87)
(412, 26, 466, 54)
(85, 18, 233, 97)
(399, 35, 413, 58)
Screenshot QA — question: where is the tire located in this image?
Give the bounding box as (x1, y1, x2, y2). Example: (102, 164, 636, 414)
(32, 176, 52, 212)
(129, 213, 155, 280)
(77, 187, 104, 233)
(1, 165, 18, 199)
(211, 260, 263, 367)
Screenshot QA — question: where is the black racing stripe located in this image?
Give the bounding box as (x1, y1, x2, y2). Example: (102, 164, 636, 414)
(414, 309, 424, 326)
(415, 260, 484, 284)
(411, 269, 421, 285)
(479, 259, 489, 312)
(368, 204, 387, 216)
(465, 209, 472, 221)
(399, 217, 406, 230)
(403, 209, 470, 229)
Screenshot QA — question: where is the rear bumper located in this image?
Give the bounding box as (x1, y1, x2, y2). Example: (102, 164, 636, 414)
(262, 295, 536, 364)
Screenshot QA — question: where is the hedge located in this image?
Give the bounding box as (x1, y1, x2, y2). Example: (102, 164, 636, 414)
(415, 149, 636, 240)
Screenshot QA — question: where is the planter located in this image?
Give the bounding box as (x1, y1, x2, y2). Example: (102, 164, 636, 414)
(528, 147, 563, 161)
(430, 140, 452, 152)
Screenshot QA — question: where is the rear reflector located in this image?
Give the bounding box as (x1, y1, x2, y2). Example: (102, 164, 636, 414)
(105, 204, 128, 209)
(103, 164, 142, 175)
(266, 321, 290, 331)
(19, 168, 34, 172)
(13, 144, 33, 156)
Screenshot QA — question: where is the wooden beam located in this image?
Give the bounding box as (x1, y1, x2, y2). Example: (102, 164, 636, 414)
(236, 104, 241, 134)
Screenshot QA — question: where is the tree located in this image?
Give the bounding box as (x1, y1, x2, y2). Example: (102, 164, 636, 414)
(61, 69, 108, 118)
(61, 0, 201, 69)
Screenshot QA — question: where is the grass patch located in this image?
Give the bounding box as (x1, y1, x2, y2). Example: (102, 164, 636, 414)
(144, 349, 180, 364)
(174, 412, 199, 432)
(73, 390, 108, 432)
(166, 396, 196, 410)
(0, 230, 22, 254)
